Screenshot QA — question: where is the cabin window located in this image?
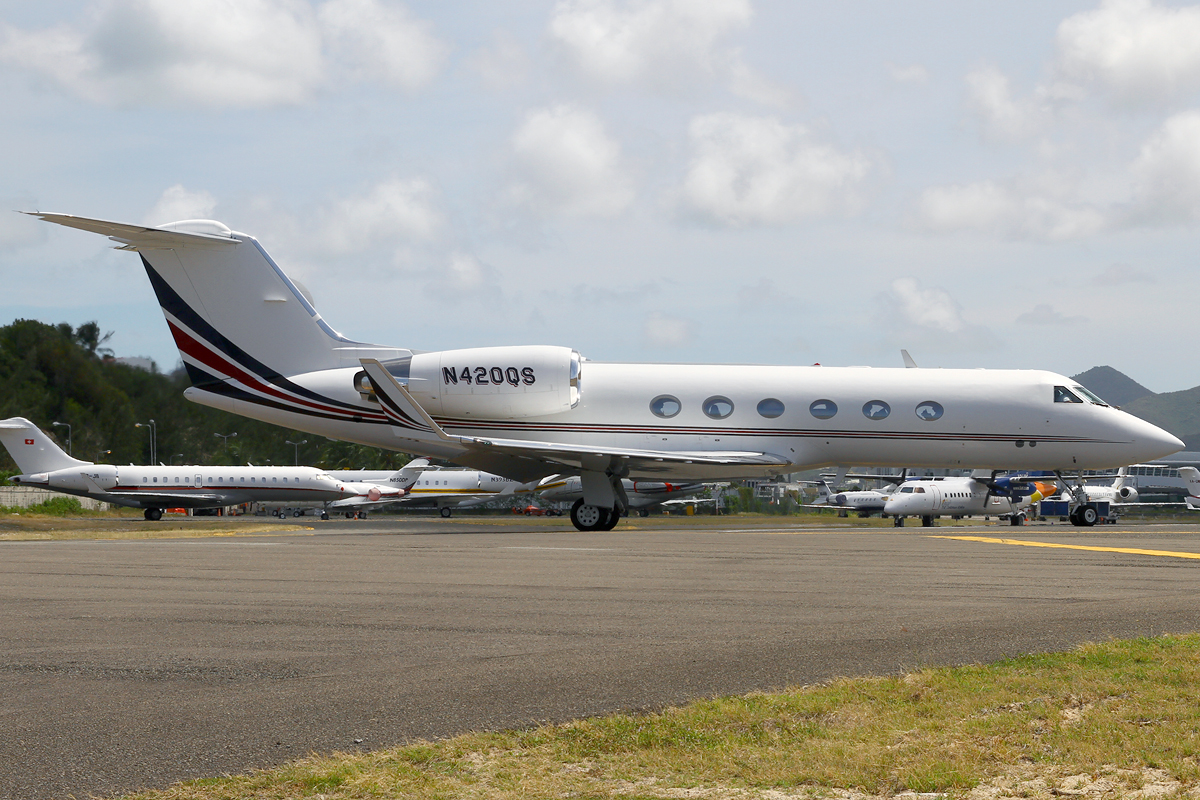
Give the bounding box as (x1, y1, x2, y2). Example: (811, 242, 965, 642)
(1054, 386, 1083, 403)
(650, 395, 682, 419)
(703, 396, 734, 419)
(862, 400, 891, 420)
(153, 477, 158, 483)
(272, 477, 277, 483)
(915, 401, 943, 421)
(757, 398, 785, 418)
(809, 399, 837, 419)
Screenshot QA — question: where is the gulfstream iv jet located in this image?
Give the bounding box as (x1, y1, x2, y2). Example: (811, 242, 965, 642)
(32, 213, 1184, 531)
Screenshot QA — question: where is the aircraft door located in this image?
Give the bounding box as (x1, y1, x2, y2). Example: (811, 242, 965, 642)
(195, 473, 203, 487)
(930, 486, 943, 510)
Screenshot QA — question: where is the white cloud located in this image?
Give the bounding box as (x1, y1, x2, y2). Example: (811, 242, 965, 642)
(887, 277, 969, 334)
(549, 0, 751, 88)
(679, 112, 874, 226)
(642, 311, 691, 348)
(1128, 109, 1200, 224)
(880, 278, 995, 351)
(1016, 303, 1087, 326)
(313, 178, 442, 256)
(142, 185, 218, 226)
(888, 63, 929, 84)
(1092, 262, 1157, 285)
(916, 179, 1107, 240)
(1056, 0, 1200, 106)
(470, 30, 530, 90)
(507, 105, 634, 217)
(0, 0, 444, 107)
(965, 65, 1050, 142)
(318, 0, 445, 90)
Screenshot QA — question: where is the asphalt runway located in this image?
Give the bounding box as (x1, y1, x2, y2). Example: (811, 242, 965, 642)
(5, 517, 1200, 799)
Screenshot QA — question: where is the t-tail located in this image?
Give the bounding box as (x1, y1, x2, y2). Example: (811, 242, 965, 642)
(0, 417, 91, 476)
(27, 213, 409, 420)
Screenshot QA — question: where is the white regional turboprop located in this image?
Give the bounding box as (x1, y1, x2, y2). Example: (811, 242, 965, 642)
(31, 213, 1185, 531)
(883, 473, 1058, 527)
(0, 417, 414, 520)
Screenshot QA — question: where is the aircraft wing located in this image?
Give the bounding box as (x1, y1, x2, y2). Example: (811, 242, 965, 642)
(360, 359, 791, 483)
(98, 491, 231, 506)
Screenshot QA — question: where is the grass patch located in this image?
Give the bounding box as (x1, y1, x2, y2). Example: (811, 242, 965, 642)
(115, 634, 1200, 799)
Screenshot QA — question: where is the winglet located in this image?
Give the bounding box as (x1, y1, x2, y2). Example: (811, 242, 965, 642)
(901, 349, 918, 368)
(360, 359, 456, 442)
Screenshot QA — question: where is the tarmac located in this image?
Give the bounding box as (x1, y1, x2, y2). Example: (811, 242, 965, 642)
(4, 515, 1200, 799)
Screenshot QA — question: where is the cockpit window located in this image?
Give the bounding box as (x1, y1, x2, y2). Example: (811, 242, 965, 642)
(1054, 386, 1083, 403)
(900, 486, 913, 493)
(1073, 385, 1109, 407)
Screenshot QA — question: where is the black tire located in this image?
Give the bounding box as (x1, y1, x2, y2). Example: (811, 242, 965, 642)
(440, 507, 452, 518)
(1009, 514, 1023, 526)
(360, 512, 367, 520)
(638, 509, 650, 518)
(1079, 506, 1099, 526)
(321, 512, 329, 520)
(921, 515, 934, 527)
(600, 508, 621, 531)
(893, 516, 904, 527)
(570, 499, 611, 531)
(294, 510, 302, 518)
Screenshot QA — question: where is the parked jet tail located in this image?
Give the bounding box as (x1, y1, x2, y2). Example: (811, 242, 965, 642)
(0, 417, 91, 475)
(27, 214, 408, 389)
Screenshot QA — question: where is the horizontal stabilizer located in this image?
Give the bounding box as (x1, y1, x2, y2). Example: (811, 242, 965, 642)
(27, 212, 237, 249)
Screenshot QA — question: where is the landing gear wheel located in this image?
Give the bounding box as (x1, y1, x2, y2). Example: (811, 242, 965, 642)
(600, 508, 621, 531)
(1078, 506, 1099, 527)
(893, 516, 904, 528)
(1009, 513, 1024, 526)
(921, 515, 934, 527)
(358, 512, 367, 520)
(294, 510, 302, 517)
(570, 499, 611, 531)
(321, 511, 329, 520)
(345, 512, 354, 519)
(638, 509, 650, 518)
(144, 508, 163, 521)
(439, 507, 452, 518)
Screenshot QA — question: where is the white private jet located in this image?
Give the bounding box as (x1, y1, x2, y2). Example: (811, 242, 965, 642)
(804, 480, 894, 517)
(883, 473, 1058, 527)
(536, 475, 708, 517)
(30, 213, 1184, 532)
(346, 466, 530, 517)
(0, 417, 416, 520)
(1181, 467, 1200, 510)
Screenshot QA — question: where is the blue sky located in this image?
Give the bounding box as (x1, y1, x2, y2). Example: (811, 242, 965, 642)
(3, 0, 1199, 392)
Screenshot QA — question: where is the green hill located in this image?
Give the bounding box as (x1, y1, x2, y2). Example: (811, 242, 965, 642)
(1070, 365, 1155, 407)
(0, 319, 411, 478)
(1122, 387, 1200, 451)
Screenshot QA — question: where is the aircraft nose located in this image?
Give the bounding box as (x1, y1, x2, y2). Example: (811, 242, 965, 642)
(1122, 412, 1184, 462)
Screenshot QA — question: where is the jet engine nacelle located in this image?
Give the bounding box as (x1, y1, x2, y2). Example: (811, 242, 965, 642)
(1116, 485, 1138, 501)
(357, 345, 581, 420)
(831, 493, 848, 505)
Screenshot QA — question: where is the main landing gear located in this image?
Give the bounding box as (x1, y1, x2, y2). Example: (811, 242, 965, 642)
(440, 507, 452, 518)
(143, 508, 163, 521)
(1070, 505, 1099, 527)
(570, 499, 621, 532)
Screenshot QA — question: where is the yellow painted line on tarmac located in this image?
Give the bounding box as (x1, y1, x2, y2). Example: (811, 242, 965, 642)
(933, 535, 1200, 560)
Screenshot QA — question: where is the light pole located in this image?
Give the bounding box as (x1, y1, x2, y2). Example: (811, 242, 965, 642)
(95, 449, 111, 463)
(285, 439, 308, 466)
(135, 419, 156, 464)
(51, 421, 72, 455)
(214, 432, 237, 458)
(171, 453, 185, 465)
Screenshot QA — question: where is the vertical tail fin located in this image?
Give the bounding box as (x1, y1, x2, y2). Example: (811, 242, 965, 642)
(0, 418, 91, 474)
(30, 214, 408, 385)
(392, 458, 430, 491)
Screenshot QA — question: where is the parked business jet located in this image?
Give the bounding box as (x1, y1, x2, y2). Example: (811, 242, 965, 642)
(883, 473, 1057, 527)
(1181, 467, 1200, 511)
(379, 466, 529, 516)
(31, 213, 1184, 532)
(536, 475, 707, 517)
(0, 417, 414, 520)
(268, 458, 430, 518)
(804, 480, 894, 517)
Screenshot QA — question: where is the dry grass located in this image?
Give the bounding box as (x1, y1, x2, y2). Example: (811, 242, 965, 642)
(0, 513, 310, 540)
(119, 634, 1200, 799)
